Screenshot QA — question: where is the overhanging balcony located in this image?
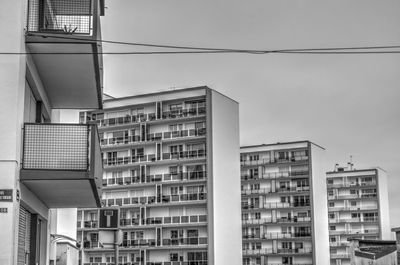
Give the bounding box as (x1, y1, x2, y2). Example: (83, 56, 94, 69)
(20, 123, 102, 208)
(25, 0, 105, 109)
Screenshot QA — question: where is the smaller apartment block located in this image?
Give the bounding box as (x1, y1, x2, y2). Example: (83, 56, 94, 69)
(327, 167, 391, 265)
(240, 141, 330, 265)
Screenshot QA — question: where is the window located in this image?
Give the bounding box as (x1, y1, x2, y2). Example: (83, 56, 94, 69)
(329, 213, 335, 219)
(328, 190, 334, 196)
(330, 226, 336, 231)
(255, 213, 261, 219)
(330, 237, 336, 242)
(350, 189, 357, 194)
(327, 179, 333, 184)
(329, 202, 335, 207)
(169, 124, 183, 131)
(350, 201, 357, 206)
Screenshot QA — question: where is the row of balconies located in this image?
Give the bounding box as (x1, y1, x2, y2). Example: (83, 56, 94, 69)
(330, 253, 350, 259)
(103, 171, 206, 187)
(329, 242, 350, 247)
(244, 262, 311, 265)
(103, 193, 207, 207)
(327, 181, 377, 188)
(240, 156, 308, 167)
(241, 186, 310, 196)
(241, 171, 309, 181)
(95, 106, 206, 128)
(119, 215, 207, 227)
(329, 228, 379, 235)
(242, 202, 311, 210)
(100, 128, 206, 147)
(84, 237, 207, 249)
(103, 150, 206, 167)
(242, 232, 312, 240)
(84, 260, 207, 265)
(242, 217, 311, 225)
(328, 205, 378, 212)
(328, 193, 377, 200)
(329, 217, 379, 224)
(242, 247, 312, 255)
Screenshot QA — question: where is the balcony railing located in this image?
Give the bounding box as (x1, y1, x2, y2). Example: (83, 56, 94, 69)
(241, 171, 309, 181)
(94, 106, 206, 128)
(242, 202, 310, 210)
(27, 0, 97, 35)
(328, 193, 377, 200)
(243, 247, 312, 255)
(330, 253, 350, 259)
(243, 232, 311, 240)
(119, 215, 207, 227)
(327, 182, 377, 188)
(100, 128, 206, 147)
(104, 171, 206, 187)
(328, 205, 378, 212)
(329, 217, 378, 223)
(241, 186, 310, 196)
(162, 237, 208, 246)
(242, 216, 311, 225)
(78, 220, 98, 229)
(21, 123, 102, 207)
(103, 150, 206, 167)
(120, 237, 208, 248)
(329, 229, 379, 235)
(240, 156, 308, 167)
(105, 193, 207, 207)
(146, 262, 208, 265)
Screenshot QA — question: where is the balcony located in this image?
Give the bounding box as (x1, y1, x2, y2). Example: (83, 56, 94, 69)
(20, 123, 102, 207)
(25, 0, 105, 109)
(240, 156, 308, 167)
(242, 202, 310, 210)
(95, 105, 206, 128)
(162, 237, 208, 247)
(105, 193, 207, 207)
(100, 128, 206, 147)
(104, 171, 207, 188)
(241, 171, 309, 181)
(119, 215, 207, 227)
(103, 150, 206, 167)
(243, 247, 312, 255)
(242, 216, 311, 226)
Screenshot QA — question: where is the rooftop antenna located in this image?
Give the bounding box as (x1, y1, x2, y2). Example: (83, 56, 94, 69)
(348, 155, 354, 170)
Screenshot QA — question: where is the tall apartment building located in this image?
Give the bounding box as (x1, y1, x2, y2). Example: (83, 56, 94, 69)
(240, 141, 330, 265)
(0, 0, 104, 264)
(327, 166, 391, 265)
(78, 86, 242, 265)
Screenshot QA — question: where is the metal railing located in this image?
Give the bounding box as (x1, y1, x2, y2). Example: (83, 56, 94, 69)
(119, 215, 207, 227)
(103, 150, 206, 167)
(242, 216, 311, 225)
(104, 171, 206, 187)
(241, 171, 309, 181)
(27, 0, 95, 35)
(241, 186, 310, 195)
(105, 192, 207, 207)
(22, 123, 98, 171)
(242, 202, 310, 210)
(94, 106, 206, 128)
(240, 156, 308, 166)
(243, 247, 312, 255)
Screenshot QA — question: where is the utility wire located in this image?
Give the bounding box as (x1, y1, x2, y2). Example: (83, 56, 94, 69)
(1, 32, 398, 55)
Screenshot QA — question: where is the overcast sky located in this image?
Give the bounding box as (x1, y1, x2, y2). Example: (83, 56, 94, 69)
(98, 0, 400, 227)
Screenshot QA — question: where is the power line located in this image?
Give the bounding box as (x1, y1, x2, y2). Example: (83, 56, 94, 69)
(0, 32, 398, 55)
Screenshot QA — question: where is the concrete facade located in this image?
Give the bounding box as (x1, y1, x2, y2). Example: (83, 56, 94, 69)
(327, 167, 391, 265)
(240, 141, 330, 265)
(77, 87, 242, 265)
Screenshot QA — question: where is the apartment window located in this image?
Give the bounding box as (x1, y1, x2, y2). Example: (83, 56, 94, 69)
(351, 213, 360, 218)
(330, 226, 336, 231)
(350, 189, 357, 194)
(296, 179, 309, 187)
(255, 213, 261, 219)
(195, 121, 206, 129)
(251, 184, 260, 190)
(329, 202, 335, 207)
(328, 190, 334, 196)
(169, 124, 183, 131)
(170, 253, 179, 261)
(330, 237, 337, 242)
(249, 154, 259, 161)
(170, 103, 183, 111)
(170, 145, 183, 155)
(351, 201, 357, 206)
(327, 179, 333, 184)
(329, 213, 335, 219)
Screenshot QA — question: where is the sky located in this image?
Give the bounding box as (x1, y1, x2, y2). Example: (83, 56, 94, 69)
(98, 0, 400, 227)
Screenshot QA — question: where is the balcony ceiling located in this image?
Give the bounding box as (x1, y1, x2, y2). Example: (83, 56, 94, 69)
(22, 177, 100, 208)
(27, 42, 102, 109)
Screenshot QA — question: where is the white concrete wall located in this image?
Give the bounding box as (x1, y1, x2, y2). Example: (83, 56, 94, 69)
(207, 89, 242, 265)
(310, 143, 330, 264)
(377, 168, 391, 239)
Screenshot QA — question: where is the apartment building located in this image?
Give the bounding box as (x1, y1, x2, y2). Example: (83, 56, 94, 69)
(327, 166, 391, 265)
(0, 0, 105, 265)
(77, 86, 242, 265)
(240, 141, 330, 265)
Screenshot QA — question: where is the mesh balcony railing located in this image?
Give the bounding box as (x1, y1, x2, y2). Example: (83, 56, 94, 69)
(27, 0, 94, 35)
(23, 123, 92, 170)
